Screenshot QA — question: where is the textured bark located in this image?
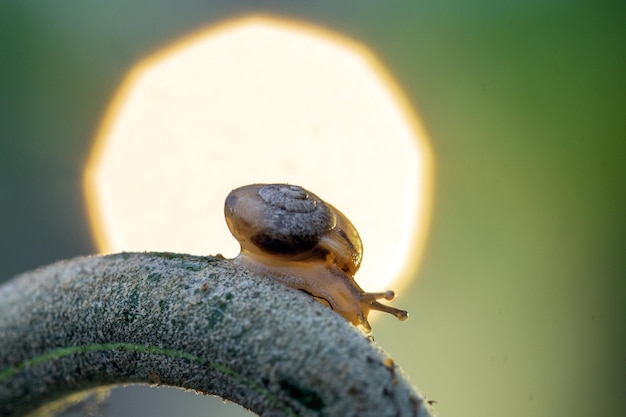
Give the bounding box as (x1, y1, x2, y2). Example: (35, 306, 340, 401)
(0, 252, 434, 417)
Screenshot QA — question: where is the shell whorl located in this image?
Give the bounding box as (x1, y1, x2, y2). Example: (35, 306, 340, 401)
(258, 184, 317, 213)
(224, 184, 336, 257)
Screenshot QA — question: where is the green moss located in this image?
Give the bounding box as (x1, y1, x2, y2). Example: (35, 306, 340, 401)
(182, 262, 204, 272)
(149, 251, 190, 260)
(121, 289, 140, 323)
(279, 378, 324, 411)
(147, 272, 162, 283)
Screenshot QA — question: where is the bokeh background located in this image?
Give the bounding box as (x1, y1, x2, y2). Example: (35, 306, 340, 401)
(1, 2, 625, 417)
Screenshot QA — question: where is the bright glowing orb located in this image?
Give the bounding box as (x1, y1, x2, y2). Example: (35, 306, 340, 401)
(84, 15, 433, 293)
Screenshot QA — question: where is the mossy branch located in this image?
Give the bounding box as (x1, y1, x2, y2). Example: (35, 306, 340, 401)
(0, 252, 434, 417)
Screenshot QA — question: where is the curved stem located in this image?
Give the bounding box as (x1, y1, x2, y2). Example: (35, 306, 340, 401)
(0, 252, 434, 417)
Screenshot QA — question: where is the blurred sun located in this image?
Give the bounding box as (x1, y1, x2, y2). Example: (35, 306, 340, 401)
(84, 14, 434, 294)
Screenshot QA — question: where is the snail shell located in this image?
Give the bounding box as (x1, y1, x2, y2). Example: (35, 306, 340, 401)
(224, 183, 408, 331)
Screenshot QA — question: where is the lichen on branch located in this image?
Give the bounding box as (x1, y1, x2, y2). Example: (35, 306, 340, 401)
(0, 252, 434, 417)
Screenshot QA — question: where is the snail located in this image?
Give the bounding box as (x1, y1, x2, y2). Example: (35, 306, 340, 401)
(224, 183, 408, 331)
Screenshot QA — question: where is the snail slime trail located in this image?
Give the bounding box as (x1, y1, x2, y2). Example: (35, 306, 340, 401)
(224, 183, 408, 332)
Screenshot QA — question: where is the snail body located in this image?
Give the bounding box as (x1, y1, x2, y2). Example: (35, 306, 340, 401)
(224, 183, 408, 331)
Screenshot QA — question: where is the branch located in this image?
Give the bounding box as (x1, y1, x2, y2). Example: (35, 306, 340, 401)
(0, 252, 434, 417)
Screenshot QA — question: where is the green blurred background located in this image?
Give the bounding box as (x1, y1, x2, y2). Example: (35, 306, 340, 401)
(1, 1, 624, 416)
